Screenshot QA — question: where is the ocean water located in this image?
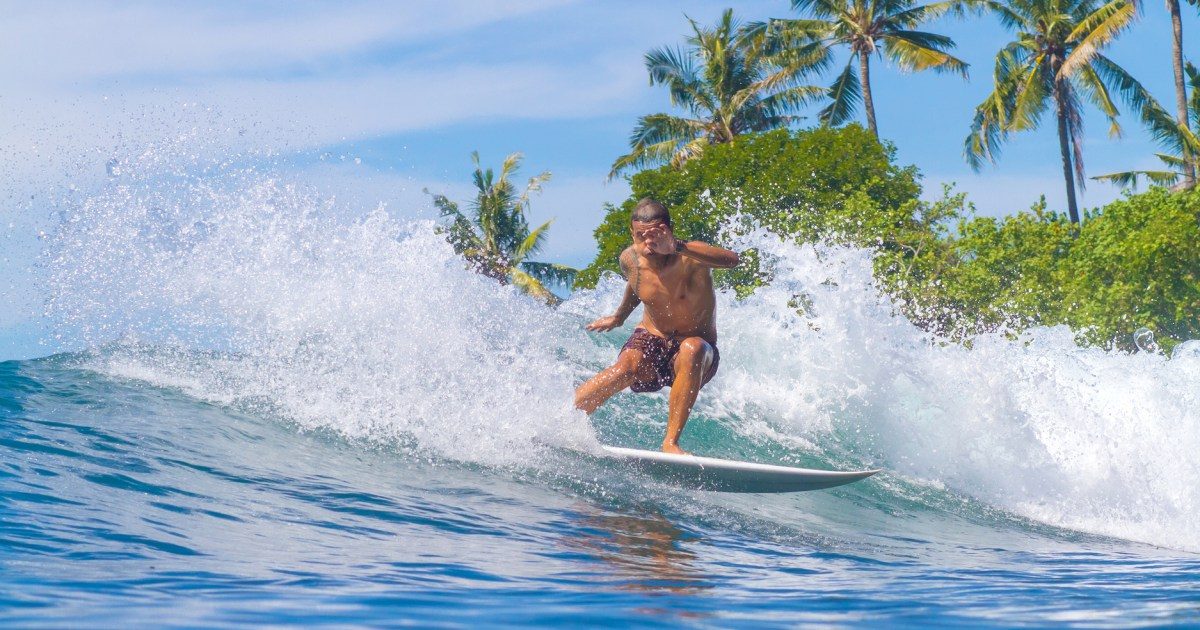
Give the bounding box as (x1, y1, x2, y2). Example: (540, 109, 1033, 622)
(4, 161, 1200, 627)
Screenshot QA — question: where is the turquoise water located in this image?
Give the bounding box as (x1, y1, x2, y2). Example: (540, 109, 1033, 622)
(3, 355, 1199, 627)
(5, 158, 1200, 626)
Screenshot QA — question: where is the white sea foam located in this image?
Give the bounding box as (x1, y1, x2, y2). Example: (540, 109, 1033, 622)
(46, 170, 599, 466)
(44, 155, 1200, 552)
(696, 232, 1200, 552)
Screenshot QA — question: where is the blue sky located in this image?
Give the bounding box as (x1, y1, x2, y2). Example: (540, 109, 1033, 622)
(1, 0, 1196, 358)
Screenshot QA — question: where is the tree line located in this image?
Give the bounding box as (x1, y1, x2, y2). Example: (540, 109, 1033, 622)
(426, 1, 1198, 348)
(580, 126, 1200, 351)
(611, 2, 1198, 224)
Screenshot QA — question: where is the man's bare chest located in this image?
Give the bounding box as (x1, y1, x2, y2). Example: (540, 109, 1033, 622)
(634, 262, 701, 306)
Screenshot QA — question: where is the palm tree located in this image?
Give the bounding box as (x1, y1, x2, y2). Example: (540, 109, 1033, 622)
(428, 152, 576, 305)
(1168, 0, 1198, 188)
(609, 9, 826, 178)
(965, 0, 1149, 224)
(1093, 62, 1200, 189)
(746, 0, 969, 139)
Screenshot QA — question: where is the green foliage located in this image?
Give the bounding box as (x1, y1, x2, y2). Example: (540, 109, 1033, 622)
(888, 198, 1077, 336)
(428, 152, 576, 305)
(583, 127, 1200, 353)
(1059, 188, 1200, 349)
(896, 188, 1200, 350)
(577, 126, 933, 290)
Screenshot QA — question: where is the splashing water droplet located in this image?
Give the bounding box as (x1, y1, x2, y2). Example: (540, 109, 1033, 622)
(1133, 327, 1159, 353)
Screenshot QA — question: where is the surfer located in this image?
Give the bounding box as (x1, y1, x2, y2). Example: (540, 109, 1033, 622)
(574, 198, 740, 454)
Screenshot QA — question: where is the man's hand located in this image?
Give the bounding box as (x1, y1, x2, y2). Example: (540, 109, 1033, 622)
(641, 225, 677, 255)
(585, 315, 625, 332)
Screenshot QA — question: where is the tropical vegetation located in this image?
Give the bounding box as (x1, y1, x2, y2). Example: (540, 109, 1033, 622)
(744, 0, 969, 138)
(580, 126, 938, 292)
(582, 126, 1200, 351)
(963, 0, 1149, 224)
(435, 4, 1200, 354)
(1093, 63, 1200, 190)
(429, 152, 576, 305)
(608, 9, 825, 178)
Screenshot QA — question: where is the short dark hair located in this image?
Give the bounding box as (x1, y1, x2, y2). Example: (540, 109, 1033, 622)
(631, 198, 671, 227)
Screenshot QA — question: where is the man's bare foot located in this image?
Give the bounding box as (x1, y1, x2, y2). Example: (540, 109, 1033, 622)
(661, 442, 691, 455)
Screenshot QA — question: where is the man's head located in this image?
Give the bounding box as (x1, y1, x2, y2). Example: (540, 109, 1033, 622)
(630, 198, 674, 255)
(631, 197, 671, 228)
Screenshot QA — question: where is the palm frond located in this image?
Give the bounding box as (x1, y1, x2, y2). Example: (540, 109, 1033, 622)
(753, 85, 827, 119)
(499, 152, 522, 182)
(737, 19, 772, 52)
(628, 113, 708, 150)
(1092, 169, 1181, 188)
(644, 46, 713, 115)
(1062, 84, 1088, 187)
(520, 261, 578, 287)
(766, 36, 835, 74)
(1059, 0, 1137, 80)
(670, 138, 712, 169)
(890, 0, 972, 27)
(1006, 52, 1050, 131)
(965, 98, 1008, 169)
(610, 138, 690, 179)
(965, 45, 1033, 169)
(1146, 170, 1186, 185)
(1186, 62, 1200, 131)
(819, 60, 862, 126)
(1155, 153, 1189, 167)
(519, 170, 552, 208)
(508, 268, 560, 306)
(645, 46, 697, 87)
(1089, 54, 1153, 117)
(882, 30, 969, 76)
(1139, 98, 1200, 157)
(513, 219, 553, 265)
(1073, 63, 1121, 136)
(765, 17, 835, 42)
(791, 0, 845, 20)
(426, 188, 483, 255)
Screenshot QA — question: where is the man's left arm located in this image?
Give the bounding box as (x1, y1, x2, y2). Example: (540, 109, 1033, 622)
(676, 239, 740, 268)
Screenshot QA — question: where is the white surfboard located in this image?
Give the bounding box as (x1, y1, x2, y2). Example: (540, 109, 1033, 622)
(601, 445, 879, 493)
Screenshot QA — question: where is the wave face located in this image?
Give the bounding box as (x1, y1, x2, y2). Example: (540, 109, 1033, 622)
(44, 171, 598, 466)
(5, 159, 1200, 625)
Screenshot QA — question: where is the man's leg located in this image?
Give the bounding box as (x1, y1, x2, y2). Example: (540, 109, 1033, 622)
(662, 337, 714, 454)
(574, 350, 650, 414)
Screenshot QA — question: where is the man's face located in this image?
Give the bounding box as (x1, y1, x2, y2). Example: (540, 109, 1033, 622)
(631, 220, 672, 254)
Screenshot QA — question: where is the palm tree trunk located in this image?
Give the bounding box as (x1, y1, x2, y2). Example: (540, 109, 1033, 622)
(1054, 81, 1081, 224)
(859, 49, 878, 139)
(1168, 0, 1196, 188)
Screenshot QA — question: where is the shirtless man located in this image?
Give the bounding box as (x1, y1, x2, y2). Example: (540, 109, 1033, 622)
(574, 198, 740, 454)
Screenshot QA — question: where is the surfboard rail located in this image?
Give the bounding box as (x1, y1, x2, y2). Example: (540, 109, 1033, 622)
(600, 445, 880, 493)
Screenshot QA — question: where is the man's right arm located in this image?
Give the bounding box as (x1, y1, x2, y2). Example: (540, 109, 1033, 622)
(585, 249, 641, 332)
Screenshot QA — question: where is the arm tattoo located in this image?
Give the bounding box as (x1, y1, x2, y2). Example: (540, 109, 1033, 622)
(620, 249, 641, 299)
(630, 250, 641, 296)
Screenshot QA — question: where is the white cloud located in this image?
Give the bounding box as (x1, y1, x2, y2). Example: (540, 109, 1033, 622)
(0, 0, 576, 86)
(0, 0, 650, 187)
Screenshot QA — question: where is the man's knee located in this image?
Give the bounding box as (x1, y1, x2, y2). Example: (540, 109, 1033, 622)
(614, 350, 643, 379)
(677, 337, 712, 368)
